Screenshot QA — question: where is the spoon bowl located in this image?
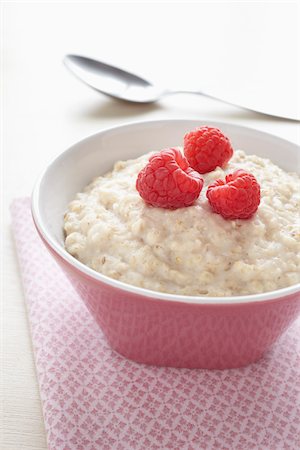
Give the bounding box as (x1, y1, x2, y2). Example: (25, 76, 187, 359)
(64, 55, 166, 103)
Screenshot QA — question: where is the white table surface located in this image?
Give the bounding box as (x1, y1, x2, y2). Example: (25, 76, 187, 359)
(2, 2, 300, 449)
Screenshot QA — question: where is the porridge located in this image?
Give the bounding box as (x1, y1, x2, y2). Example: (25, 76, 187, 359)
(64, 148, 300, 297)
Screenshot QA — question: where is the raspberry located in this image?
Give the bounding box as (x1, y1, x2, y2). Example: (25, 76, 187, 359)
(184, 126, 233, 174)
(206, 169, 260, 219)
(136, 148, 204, 209)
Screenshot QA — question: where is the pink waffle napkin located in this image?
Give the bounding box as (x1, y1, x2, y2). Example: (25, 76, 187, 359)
(11, 198, 300, 450)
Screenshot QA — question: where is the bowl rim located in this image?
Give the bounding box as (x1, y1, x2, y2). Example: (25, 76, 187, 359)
(31, 118, 300, 306)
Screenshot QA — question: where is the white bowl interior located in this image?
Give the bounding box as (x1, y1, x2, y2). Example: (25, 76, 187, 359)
(33, 119, 300, 303)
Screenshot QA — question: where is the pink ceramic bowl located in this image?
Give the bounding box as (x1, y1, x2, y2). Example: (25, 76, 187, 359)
(32, 119, 300, 369)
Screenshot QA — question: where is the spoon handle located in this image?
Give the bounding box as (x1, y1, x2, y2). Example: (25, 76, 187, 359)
(165, 89, 299, 122)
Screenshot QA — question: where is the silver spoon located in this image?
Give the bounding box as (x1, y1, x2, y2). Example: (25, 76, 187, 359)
(63, 54, 299, 121)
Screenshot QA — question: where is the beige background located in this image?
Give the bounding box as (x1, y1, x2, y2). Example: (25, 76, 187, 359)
(2, 2, 299, 449)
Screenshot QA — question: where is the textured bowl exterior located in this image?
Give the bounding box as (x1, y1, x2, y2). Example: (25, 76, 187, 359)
(32, 120, 300, 369)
